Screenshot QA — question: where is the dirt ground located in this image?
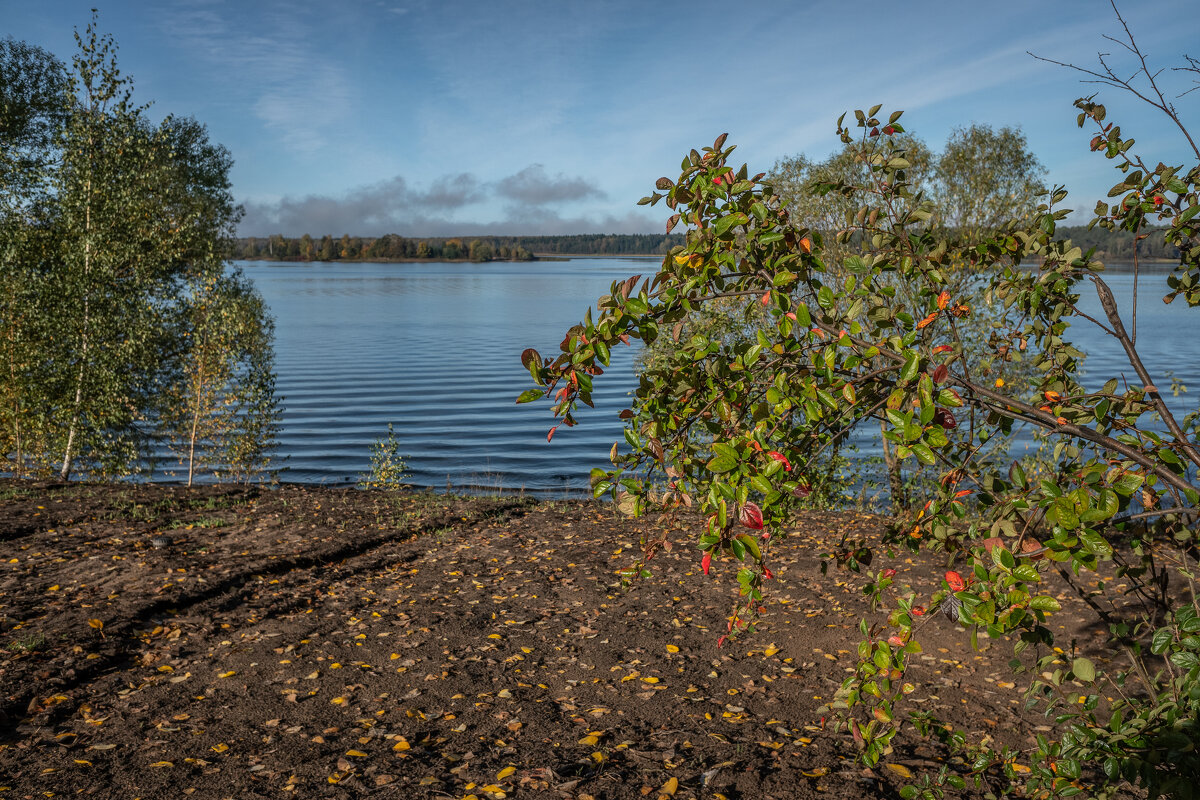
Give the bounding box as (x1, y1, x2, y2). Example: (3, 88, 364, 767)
(0, 480, 1105, 799)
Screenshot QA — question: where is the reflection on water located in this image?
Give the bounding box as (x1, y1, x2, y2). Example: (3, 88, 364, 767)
(245, 259, 1200, 493)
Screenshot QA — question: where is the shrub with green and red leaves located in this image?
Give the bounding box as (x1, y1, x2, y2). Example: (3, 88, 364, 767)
(520, 44, 1200, 800)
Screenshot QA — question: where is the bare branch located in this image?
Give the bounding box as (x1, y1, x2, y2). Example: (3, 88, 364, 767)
(1029, 2, 1200, 160)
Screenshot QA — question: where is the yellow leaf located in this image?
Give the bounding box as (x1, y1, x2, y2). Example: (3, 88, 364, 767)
(641, 677, 659, 684)
(331, 697, 347, 705)
(496, 766, 516, 780)
(346, 750, 368, 757)
(149, 761, 174, 768)
(218, 671, 235, 678)
(211, 743, 229, 753)
(665, 644, 679, 653)
(73, 760, 92, 766)
(87, 619, 103, 630)
(392, 739, 410, 751)
(802, 767, 828, 778)
(660, 776, 679, 795)
(487, 634, 502, 639)
(579, 734, 599, 746)
(885, 763, 914, 779)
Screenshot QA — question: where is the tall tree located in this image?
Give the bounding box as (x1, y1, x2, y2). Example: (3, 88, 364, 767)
(932, 123, 1046, 243)
(0, 38, 68, 476)
(0, 15, 279, 481)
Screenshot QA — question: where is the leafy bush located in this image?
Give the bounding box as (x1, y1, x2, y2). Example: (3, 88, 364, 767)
(520, 32, 1200, 800)
(358, 424, 409, 491)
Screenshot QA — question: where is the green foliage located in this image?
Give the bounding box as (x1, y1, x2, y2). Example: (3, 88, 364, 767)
(358, 424, 409, 491)
(161, 269, 280, 485)
(933, 123, 1047, 242)
(523, 66, 1200, 800)
(0, 15, 279, 482)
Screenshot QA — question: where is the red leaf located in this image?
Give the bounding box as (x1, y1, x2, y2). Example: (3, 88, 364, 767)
(1020, 538, 1045, 561)
(932, 344, 953, 355)
(762, 567, 773, 580)
(739, 502, 764, 530)
(766, 451, 792, 471)
(882, 568, 896, 578)
(520, 348, 541, 369)
(887, 635, 906, 647)
(945, 570, 966, 592)
(936, 291, 951, 310)
(932, 364, 949, 384)
(547, 426, 558, 442)
(933, 408, 957, 430)
(982, 536, 1006, 553)
(916, 311, 939, 330)
(701, 550, 712, 575)
(761, 291, 771, 306)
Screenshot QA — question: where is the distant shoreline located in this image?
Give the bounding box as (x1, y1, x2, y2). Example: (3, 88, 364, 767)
(234, 253, 667, 264)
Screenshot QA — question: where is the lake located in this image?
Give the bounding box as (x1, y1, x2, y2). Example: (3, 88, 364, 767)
(243, 258, 1200, 493)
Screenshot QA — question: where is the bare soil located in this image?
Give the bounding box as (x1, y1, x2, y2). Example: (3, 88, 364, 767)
(0, 479, 1104, 799)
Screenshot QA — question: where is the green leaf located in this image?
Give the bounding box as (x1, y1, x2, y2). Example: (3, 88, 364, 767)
(844, 255, 869, 274)
(624, 297, 648, 316)
(817, 286, 835, 310)
(713, 213, 747, 237)
(593, 340, 610, 366)
(1013, 564, 1040, 583)
(1072, 657, 1096, 682)
(515, 389, 542, 404)
(750, 475, 773, 495)
(1079, 529, 1113, 557)
(1030, 596, 1061, 612)
(1009, 461, 1026, 489)
(910, 443, 936, 466)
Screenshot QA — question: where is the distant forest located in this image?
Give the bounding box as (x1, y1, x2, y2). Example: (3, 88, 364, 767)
(233, 233, 686, 262)
(1055, 226, 1181, 262)
(232, 227, 1181, 263)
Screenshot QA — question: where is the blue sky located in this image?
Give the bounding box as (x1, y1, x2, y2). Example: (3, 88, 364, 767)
(5, 0, 1199, 236)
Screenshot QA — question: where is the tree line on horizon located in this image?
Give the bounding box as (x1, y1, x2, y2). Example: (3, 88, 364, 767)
(233, 233, 687, 261)
(233, 226, 1178, 264)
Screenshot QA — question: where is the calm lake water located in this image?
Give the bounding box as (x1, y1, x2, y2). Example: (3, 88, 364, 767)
(243, 259, 1200, 492)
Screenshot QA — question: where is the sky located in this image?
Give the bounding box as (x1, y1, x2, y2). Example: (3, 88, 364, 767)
(4, 0, 1199, 237)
